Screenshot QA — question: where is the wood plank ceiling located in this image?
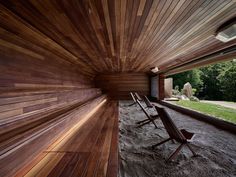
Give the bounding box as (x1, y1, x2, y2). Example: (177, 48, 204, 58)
(0, 0, 236, 76)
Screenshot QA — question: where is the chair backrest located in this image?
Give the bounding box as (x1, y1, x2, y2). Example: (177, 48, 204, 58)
(137, 99, 152, 120)
(135, 92, 142, 101)
(155, 106, 186, 143)
(143, 96, 153, 108)
(130, 92, 137, 103)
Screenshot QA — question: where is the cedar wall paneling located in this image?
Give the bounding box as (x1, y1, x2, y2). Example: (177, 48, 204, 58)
(0, 51, 103, 176)
(95, 73, 149, 100)
(1, 1, 236, 73)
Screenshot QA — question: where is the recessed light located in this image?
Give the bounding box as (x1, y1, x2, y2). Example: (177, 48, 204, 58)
(151, 67, 159, 73)
(215, 18, 236, 42)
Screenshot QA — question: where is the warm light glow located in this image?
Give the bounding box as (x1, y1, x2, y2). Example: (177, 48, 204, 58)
(50, 99, 107, 151)
(23, 98, 107, 176)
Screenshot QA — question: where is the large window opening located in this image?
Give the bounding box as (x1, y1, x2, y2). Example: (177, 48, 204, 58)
(166, 59, 236, 124)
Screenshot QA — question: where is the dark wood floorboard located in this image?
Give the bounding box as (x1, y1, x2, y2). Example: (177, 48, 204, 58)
(15, 101, 118, 177)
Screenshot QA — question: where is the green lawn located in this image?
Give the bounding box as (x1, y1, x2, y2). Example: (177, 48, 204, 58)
(176, 100, 236, 124)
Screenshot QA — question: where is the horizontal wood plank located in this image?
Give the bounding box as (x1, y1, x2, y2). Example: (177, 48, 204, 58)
(95, 73, 149, 99)
(0, 0, 235, 74)
(13, 101, 118, 177)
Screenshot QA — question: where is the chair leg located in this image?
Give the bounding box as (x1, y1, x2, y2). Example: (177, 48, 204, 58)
(151, 120, 158, 129)
(149, 116, 159, 128)
(128, 102, 136, 106)
(137, 120, 152, 127)
(186, 143, 197, 156)
(137, 120, 162, 131)
(152, 138, 172, 148)
(136, 118, 150, 124)
(136, 116, 158, 128)
(166, 143, 185, 162)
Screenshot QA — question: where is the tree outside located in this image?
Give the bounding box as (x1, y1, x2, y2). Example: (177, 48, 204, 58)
(169, 60, 236, 102)
(168, 60, 236, 124)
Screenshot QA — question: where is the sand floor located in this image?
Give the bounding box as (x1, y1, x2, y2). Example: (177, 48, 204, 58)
(118, 100, 236, 177)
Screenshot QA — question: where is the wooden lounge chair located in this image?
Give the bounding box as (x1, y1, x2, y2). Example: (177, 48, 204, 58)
(128, 92, 137, 106)
(152, 106, 197, 161)
(136, 99, 159, 128)
(134, 92, 142, 101)
(143, 95, 154, 109)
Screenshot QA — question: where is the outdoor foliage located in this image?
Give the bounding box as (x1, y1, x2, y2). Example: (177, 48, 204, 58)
(218, 63, 236, 101)
(199, 62, 224, 100)
(176, 100, 236, 124)
(171, 69, 202, 95)
(169, 60, 236, 101)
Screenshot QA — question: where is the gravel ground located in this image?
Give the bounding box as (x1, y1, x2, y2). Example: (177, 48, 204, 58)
(119, 100, 236, 177)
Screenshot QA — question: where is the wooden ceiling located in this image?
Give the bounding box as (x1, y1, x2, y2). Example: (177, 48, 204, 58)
(0, 0, 236, 76)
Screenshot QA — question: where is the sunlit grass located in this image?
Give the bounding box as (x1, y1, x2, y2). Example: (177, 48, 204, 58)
(176, 100, 236, 124)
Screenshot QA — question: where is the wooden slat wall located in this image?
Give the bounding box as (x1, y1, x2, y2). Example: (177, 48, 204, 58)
(0, 96, 107, 177)
(15, 100, 118, 177)
(0, 1, 235, 74)
(95, 73, 149, 100)
(0, 0, 235, 175)
(0, 49, 102, 128)
(0, 48, 103, 176)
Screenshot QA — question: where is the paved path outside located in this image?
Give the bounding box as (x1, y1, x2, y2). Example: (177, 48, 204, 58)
(201, 100, 236, 110)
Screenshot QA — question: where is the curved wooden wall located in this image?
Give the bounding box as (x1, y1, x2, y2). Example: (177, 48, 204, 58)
(0, 52, 103, 176)
(1, 1, 235, 74)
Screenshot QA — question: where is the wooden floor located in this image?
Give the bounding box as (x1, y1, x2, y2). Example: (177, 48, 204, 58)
(15, 101, 119, 177)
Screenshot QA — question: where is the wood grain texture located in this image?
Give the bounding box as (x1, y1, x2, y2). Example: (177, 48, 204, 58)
(0, 96, 107, 177)
(14, 100, 118, 177)
(0, 1, 236, 176)
(95, 73, 149, 99)
(0, 0, 235, 74)
(0, 36, 103, 176)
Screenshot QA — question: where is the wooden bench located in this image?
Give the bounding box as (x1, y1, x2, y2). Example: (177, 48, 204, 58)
(2, 99, 118, 177)
(0, 88, 120, 177)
